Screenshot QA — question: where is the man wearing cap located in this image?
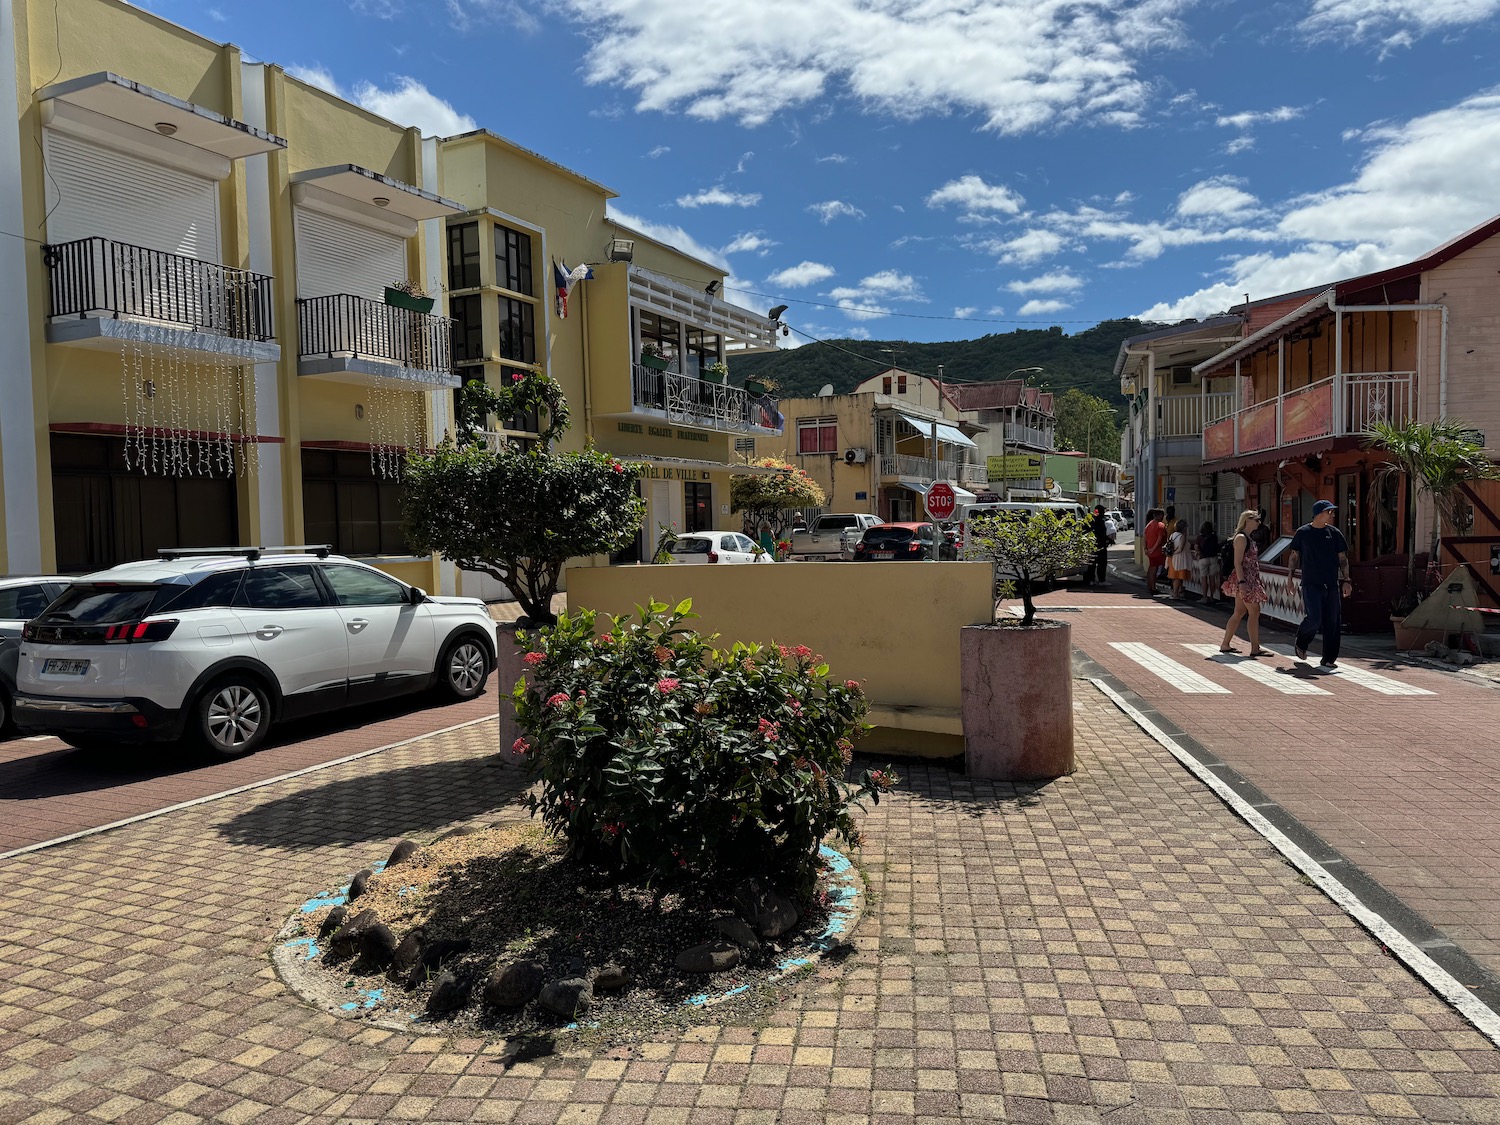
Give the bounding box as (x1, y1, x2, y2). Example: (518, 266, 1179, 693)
(1287, 499, 1351, 668)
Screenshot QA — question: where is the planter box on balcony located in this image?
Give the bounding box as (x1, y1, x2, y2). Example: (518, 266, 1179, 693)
(384, 287, 435, 314)
(745, 379, 770, 395)
(640, 353, 669, 371)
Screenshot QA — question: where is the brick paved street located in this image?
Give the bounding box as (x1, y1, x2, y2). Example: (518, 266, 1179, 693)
(2, 672, 1498, 1122)
(1045, 557, 1500, 988)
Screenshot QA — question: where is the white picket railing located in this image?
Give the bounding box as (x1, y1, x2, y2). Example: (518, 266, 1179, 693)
(1159, 392, 1235, 438)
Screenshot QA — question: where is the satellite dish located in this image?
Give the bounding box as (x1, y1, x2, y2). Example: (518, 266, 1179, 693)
(818, 384, 834, 397)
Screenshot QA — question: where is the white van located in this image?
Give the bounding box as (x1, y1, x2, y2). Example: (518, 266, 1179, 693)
(956, 501, 1092, 578)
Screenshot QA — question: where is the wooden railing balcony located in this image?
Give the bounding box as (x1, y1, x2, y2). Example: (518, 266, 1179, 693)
(1203, 371, 1414, 463)
(43, 236, 274, 341)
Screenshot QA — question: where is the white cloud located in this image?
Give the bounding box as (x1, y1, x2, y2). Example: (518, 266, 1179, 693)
(1224, 135, 1256, 155)
(826, 269, 926, 320)
(207, 7, 227, 20)
(445, 0, 539, 33)
(354, 77, 477, 136)
(808, 200, 865, 223)
(1140, 88, 1500, 319)
(953, 306, 978, 318)
(985, 305, 1007, 317)
(984, 228, 1066, 265)
(1175, 177, 1259, 218)
(843, 327, 872, 340)
(1006, 270, 1084, 295)
(926, 175, 1025, 216)
(1215, 105, 1304, 130)
(287, 65, 341, 95)
(554, 0, 1189, 132)
(607, 208, 729, 270)
(721, 231, 778, 255)
(1017, 298, 1071, 316)
(676, 186, 762, 208)
(817, 153, 848, 164)
(1301, 0, 1500, 41)
(766, 261, 836, 287)
(647, 145, 670, 158)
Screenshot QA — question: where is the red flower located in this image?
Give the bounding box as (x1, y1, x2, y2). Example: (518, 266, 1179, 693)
(656, 677, 681, 693)
(546, 692, 570, 709)
(793, 644, 814, 659)
(600, 633, 613, 644)
(511, 372, 523, 383)
(612, 461, 624, 473)
(523, 652, 545, 666)
(511, 737, 530, 755)
(757, 718, 780, 743)
(844, 679, 861, 692)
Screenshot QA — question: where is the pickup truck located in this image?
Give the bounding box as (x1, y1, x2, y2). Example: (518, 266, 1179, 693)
(789, 513, 883, 560)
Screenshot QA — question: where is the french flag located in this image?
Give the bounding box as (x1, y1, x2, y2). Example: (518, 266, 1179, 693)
(554, 259, 594, 319)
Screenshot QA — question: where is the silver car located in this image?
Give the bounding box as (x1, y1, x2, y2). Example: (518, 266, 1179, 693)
(0, 576, 72, 733)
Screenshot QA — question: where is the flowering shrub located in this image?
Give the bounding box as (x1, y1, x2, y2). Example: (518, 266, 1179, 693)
(513, 600, 893, 897)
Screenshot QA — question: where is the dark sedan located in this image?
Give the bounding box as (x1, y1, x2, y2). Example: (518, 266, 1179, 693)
(851, 523, 958, 562)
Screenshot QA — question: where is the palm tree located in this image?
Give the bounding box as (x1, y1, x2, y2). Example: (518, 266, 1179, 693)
(1364, 418, 1500, 589)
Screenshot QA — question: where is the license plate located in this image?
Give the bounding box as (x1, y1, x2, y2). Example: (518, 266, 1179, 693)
(43, 658, 90, 676)
(872, 552, 894, 560)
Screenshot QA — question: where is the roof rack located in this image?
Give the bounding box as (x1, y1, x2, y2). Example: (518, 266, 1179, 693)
(156, 544, 333, 562)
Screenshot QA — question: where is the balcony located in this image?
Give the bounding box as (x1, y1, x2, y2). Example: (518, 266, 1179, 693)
(1003, 422, 1053, 449)
(1203, 371, 1414, 464)
(297, 294, 457, 391)
(630, 364, 783, 435)
(1158, 392, 1235, 438)
(879, 454, 988, 488)
(42, 236, 279, 361)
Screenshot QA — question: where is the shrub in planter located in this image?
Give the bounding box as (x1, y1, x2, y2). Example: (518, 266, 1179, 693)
(967, 507, 1097, 625)
(513, 600, 893, 898)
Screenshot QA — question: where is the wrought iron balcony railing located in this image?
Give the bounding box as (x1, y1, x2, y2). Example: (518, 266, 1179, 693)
(298, 294, 453, 374)
(43, 236, 274, 341)
(631, 364, 783, 435)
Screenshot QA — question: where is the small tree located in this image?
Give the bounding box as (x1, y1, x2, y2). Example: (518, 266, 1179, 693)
(731, 457, 826, 537)
(967, 508, 1096, 626)
(401, 375, 645, 624)
(1365, 418, 1500, 588)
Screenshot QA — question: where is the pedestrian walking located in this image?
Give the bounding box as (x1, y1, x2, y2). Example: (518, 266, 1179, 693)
(1088, 504, 1111, 585)
(1166, 518, 1191, 599)
(1142, 509, 1167, 596)
(1220, 509, 1269, 655)
(1288, 498, 1351, 669)
(1195, 521, 1222, 606)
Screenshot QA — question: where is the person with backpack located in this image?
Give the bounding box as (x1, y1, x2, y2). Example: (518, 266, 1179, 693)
(1195, 521, 1222, 606)
(1220, 509, 1269, 655)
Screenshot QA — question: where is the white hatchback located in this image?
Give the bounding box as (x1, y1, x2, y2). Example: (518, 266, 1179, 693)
(14, 547, 497, 758)
(665, 531, 773, 564)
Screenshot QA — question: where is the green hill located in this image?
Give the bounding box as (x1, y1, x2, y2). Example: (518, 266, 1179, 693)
(730, 317, 1168, 405)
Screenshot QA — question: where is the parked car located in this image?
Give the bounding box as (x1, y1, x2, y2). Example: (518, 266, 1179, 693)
(13, 548, 497, 758)
(788, 513, 883, 561)
(664, 531, 772, 564)
(1119, 507, 1134, 528)
(1108, 509, 1131, 531)
(852, 523, 958, 562)
(0, 575, 72, 733)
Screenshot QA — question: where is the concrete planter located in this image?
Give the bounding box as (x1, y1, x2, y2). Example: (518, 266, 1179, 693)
(960, 620, 1074, 781)
(495, 622, 530, 764)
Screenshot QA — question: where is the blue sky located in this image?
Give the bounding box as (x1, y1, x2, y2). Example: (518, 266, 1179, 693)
(149, 0, 1500, 346)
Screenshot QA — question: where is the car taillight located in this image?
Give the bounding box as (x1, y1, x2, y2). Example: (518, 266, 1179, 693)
(103, 619, 180, 643)
(908, 542, 923, 553)
(707, 551, 719, 563)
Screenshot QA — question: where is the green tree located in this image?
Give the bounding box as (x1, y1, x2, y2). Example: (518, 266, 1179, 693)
(1365, 418, 1500, 586)
(967, 508, 1097, 627)
(731, 457, 827, 536)
(401, 375, 645, 625)
(1053, 388, 1120, 461)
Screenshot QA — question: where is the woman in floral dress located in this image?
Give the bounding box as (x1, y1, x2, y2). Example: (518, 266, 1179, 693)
(1221, 510, 1269, 655)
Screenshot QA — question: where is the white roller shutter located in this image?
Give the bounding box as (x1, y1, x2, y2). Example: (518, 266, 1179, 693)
(44, 131, 218, 258)
(293, 209, 406, 301)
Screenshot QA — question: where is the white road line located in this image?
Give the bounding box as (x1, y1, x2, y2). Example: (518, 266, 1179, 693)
(1263, 644, 1436, 695)
(1092, 678, 1500, 1051)
(1182, 644, 1333, 695)
(1108, 642, 1232, 694)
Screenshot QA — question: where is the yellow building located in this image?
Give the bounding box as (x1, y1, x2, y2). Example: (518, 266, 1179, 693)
(0, 0, 781, 588)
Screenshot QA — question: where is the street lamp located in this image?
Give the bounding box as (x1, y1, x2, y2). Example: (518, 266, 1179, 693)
(1001, 367, 1044, 500)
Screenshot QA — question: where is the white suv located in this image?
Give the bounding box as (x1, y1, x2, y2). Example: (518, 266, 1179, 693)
(14, 547, 497, 758)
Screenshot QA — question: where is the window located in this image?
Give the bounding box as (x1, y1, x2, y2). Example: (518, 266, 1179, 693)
(159, 571, 244, 613)
(494, 225, 533, 296)
(236, 566, 326, 609)
(638, 310, 679, 367)
(447, 222, 481, 291)
(882, 376, 892, 394)
(684, 481, 713, 532)
(451, 294, 484, 363)
(797, 417, 837, 454)
(897, 375, 907, 394)
(0, 584, 55, 620)
(322, 564, 408, 606)
(302, 450, 410, 557)
(498, 297, 535, 363)
(685, 326, 721, 378)
(38, 585, 162, 624)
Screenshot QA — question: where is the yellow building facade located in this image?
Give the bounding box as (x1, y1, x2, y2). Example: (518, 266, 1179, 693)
(0, 0, 782, 588)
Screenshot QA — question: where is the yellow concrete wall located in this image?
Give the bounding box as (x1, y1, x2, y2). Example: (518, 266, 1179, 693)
(582, 263, 634, 419)
(565, 561, 997, 758)
(772, 394, 881, 514)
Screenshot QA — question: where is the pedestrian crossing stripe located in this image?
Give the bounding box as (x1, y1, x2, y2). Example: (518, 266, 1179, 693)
(1107, 642, 1437, 697)
(1109, 642, 1231, 694)
(1181, 644, 1332, 695)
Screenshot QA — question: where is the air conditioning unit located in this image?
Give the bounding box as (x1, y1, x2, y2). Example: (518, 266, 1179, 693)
(844, 448, 868, 465)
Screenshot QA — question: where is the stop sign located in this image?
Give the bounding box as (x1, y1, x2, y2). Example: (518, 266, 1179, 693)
(925, 481, 957, 521)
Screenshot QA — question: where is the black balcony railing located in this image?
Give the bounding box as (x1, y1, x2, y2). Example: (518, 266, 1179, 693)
(298, 294, 453, 374)
(43, 237, 274, 342)
(631, 364, 783, 434)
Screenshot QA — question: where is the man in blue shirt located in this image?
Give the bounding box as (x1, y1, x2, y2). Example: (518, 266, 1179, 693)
(1287, 499, 1352, 668)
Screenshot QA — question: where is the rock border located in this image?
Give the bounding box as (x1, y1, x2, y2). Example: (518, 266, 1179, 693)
(271, 843, 864, 1035)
